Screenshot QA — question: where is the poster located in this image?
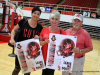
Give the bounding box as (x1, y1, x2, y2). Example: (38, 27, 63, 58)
(83, 12, 90, 17)
(15, 39, 45, 74)
(90, 12, 97, 18)
(46, 33, 77, 72)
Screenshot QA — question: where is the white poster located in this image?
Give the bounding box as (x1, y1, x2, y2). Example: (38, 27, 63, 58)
(83, 12, 90, 17)
(40, 7, 45, 12)
(46, 33, 77, 72)
(15, 39, 45, 74)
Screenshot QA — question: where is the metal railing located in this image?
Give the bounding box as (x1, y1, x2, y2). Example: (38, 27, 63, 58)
(22, 2, 100, 14)
(1, 1, 100, 14)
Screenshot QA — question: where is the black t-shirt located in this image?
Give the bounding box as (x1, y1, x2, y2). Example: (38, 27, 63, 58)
(18, 18, 43, 42)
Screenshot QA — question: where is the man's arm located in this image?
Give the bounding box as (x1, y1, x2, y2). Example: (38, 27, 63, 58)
(72, 47, 93, 54)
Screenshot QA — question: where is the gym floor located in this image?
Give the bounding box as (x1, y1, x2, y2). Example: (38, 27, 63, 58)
(0, 38, 100, 75)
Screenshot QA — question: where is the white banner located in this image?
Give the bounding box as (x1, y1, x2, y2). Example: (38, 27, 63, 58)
(15, 39, 45, 74)
(40, 7, 45, 12)
(83, 12, 90, 17)
(46, 33, 77, 72)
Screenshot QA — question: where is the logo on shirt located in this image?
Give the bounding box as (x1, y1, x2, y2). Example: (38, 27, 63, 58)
(44, 34, 49, 39)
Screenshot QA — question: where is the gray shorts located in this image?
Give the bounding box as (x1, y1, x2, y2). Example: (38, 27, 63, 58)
(62, 56, 85, 75)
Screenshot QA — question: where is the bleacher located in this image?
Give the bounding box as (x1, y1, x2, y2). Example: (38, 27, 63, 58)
(1, 0, 5, 4)
(81, 25, 100, 39)
(0, 0, 100, 39)
(59, 0, 98, 11)
(0, 14, 100, 39)
(1, 0, 24, 3)
(27, 0, 61, 4)
(38, 17, 100, 39)
(9, 0, 27, 6)
(11, 16, 99, 39)
(10, 0, 25, 1)
(24, 0, 61, 7)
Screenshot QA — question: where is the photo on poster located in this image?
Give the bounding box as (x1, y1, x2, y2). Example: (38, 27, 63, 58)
(56, 38, 75, 58)
(15, 39, 45, 74)
(46, 33, 77, 72)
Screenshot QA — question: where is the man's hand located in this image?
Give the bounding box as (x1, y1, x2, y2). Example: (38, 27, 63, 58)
(72, 47, 80, 54)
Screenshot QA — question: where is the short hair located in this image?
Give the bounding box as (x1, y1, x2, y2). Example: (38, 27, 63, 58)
(49, 10, 60, 20)
(32, 6, 41, 14)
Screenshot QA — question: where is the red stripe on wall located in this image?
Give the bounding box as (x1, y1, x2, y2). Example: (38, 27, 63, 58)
(23, 7, 33, 11)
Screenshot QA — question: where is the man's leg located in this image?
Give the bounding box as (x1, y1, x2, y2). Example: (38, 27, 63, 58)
(70, 56, 85, 75)
(62, 56, 85, 75)
(62, 71, 69, 75)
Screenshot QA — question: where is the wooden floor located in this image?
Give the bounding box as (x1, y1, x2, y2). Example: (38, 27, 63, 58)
(0, 38, 100, 75)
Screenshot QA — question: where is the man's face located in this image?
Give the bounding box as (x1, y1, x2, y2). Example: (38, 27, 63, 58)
(72, 19, 83, 30)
